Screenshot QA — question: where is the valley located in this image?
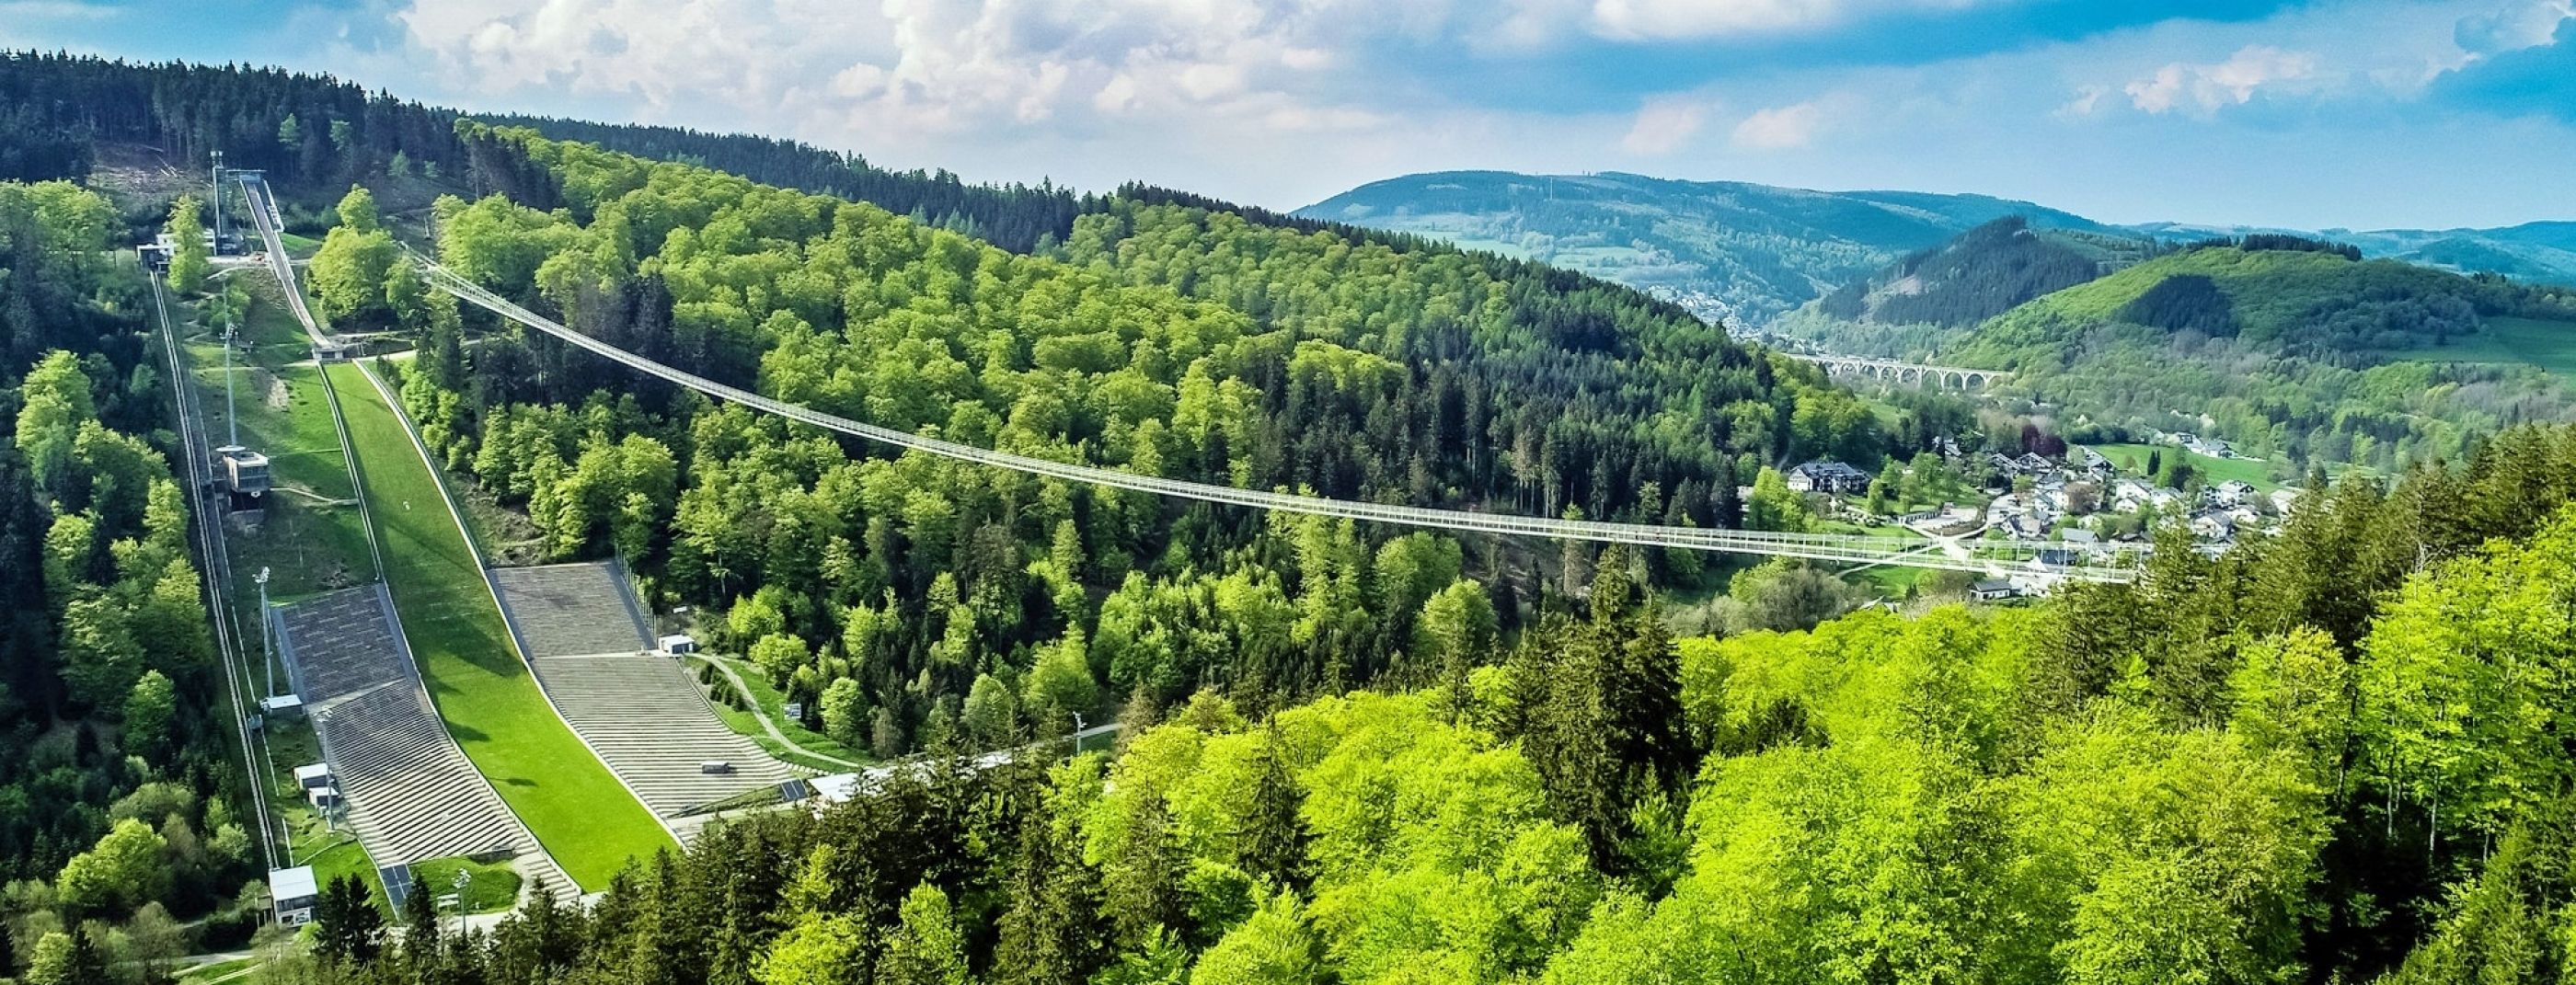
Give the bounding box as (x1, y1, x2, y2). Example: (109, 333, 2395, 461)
(4, 21, 2576, 985)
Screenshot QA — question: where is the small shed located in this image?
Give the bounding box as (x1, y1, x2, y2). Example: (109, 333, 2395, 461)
(306, 785, 342, 809)
(259, 693, 305, 717)
(293, 762, 333, 790)
(216, 446, 271, 497)
(270, 866, 320, 925)
(659, 634, 698, 656)
(1971, 578, 2017, 601)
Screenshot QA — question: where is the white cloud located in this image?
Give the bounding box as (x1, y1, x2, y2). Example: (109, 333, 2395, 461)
(2124, 45, 2322, 115)
(1589, 0, 1992, 40)
(1622, 96, 1712, 155)
(1731, 101, 1825, 149)
(0, 0, 113, 20)
(2057, 84, 2110, 118)
(2455, 0, 2574, 54)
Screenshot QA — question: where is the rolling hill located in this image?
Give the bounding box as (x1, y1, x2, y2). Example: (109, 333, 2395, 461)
(1293, 170, 2110, 325)
(1305, 170, 2576, 331)
(2129, 220, 2576, 286)
(1921, 240, 2576, 475)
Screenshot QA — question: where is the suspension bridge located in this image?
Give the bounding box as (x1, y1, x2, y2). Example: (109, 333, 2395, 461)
(414, 257, 2135, 582)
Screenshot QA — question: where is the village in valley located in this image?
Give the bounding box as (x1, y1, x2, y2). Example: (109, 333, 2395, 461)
(1777, 428, 2298, 601)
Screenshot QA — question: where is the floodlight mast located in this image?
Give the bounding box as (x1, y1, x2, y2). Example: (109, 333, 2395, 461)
(209, 151, 224, 248)
(256, 567, 273, 698)
(224, 312, 238, 447)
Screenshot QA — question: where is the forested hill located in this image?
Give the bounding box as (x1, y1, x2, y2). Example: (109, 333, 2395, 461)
(1953, 237, 2576, 361)
(359, 120, 1903, 778)
(1831, 237, 2576, 476)
(2131, 219, 2576, 287)
(477, 115, 1098, 254)
(0, 51, 466, 193)
(303, 423, 2576, 984)
(1294, 169, 2113, 324)
(1810, 215, 2157, 328)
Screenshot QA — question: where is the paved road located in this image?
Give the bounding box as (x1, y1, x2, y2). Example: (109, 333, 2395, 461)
(687, 654, 866, 770)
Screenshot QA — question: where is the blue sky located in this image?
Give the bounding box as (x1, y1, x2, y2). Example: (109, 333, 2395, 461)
(5, 0, 2572, 230)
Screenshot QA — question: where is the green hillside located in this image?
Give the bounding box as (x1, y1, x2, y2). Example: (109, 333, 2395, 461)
(1956, 243, 2512, 359)
(1935, 241, 2576, 473)
(1812, 217, 2150, 327)
(1294, 170, 2110, 324)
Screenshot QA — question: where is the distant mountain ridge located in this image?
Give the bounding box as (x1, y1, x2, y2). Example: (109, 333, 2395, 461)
(1294, 170, 2109, 325)
(1299, 170, 2576, 326)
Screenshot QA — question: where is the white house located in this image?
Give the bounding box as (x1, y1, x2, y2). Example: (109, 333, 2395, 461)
(270, 866, 320, 926)
(1785, 461, 1871, 495)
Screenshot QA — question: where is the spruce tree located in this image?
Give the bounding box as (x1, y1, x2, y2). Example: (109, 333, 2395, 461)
(1101, 792, 1186, 949)
(403, 869, 442, 964)
(63, 926, 109, 985)
(316, 875, 385, 966)
(1239, 721, 1310, 893)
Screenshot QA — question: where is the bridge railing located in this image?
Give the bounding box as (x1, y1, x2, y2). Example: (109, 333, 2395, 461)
(415, 253, 2133, 582)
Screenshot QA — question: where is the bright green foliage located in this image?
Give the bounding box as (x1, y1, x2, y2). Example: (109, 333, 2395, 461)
(311, 187, 400, 325)
(432, 192, 583, 296)
(336, 183, 381, 233)
(122, 669, 177, 761)
(963, 671, 1019, 746)
(758, 913, 868, 985)
(820, 676, 868, 749)
(2360, 508, 2576, 844)
(1412, 579, 1497, 683)
(1742, 466, 1811, 533)
(165, 193, 211, 292)
(54, 817, 169, 913)
(1085, 691, 1598, 984)
(1023, 628, 1099, 732)
(17, 349, 96, 498)
(752, 633, 811, 686)
(876, 883, 972, 985)
(1190, 888, 1324, 985)
(1553, 606, 2331, 984)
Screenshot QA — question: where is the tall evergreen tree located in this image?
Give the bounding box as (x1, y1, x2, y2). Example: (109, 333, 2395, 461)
(403, 868, 442, 963)
(315, 875, 385, 966)
(1239, 723, 1310, 894)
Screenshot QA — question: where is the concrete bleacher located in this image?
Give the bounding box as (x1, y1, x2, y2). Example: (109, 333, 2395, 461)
(274, 585, 572, 895)
(491, 562, 801, 840)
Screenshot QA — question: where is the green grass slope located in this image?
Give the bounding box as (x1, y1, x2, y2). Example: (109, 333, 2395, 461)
(325, 360, 673, 888)
(2385, 315, 2576, 378)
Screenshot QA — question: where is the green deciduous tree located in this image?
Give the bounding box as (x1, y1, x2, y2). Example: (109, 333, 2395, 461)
(164, 194, 211, 293)
(876, 882, 971, 985)
(121, 670, 176, 762)
(1188, 888, 1323, 985)
(820, 677, 868, 749)
(17, 350, 95, 500)
(55, 818, 168, 914)
(758, 913, 868, 985)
